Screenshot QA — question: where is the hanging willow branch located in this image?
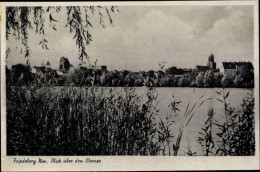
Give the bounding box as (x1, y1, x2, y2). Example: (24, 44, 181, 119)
(6, 6, 119, 62)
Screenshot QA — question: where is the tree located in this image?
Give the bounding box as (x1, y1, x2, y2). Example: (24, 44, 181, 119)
(159, 76, 168, 86)
(203, 70, 215, 87)
(100, 72, 109, 86)
(11, 64, 33, 85)
(148, 70, 155, 78)
(195, 72, 204, 87)
(188, 71, 198, 83)
(221, 74, 234, 87)
(177, 77, 184, 87)
(214, 74, 223, 87)
(134, 77, 144, 87)
(165, 67, 177, 75)
(240, 70, 254, 88)
(173, 77, 179, 87)
(125, 72, 136, 86)
(234, 73, 243, 87)
(178, 76, 191, 87)
(6, 6, 119, 63)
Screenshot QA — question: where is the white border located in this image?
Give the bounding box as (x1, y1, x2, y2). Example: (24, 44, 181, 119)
(1, 1, 259, 171)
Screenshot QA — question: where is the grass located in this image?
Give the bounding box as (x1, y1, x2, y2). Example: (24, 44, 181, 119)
(197, 88, 255, 156)
(172, 93, 211, 156)
(7, 85, 164, 155)
(6, 83, 255, 156)
(197, 108, 217, 156)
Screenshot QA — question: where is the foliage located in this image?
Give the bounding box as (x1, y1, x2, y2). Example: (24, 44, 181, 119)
(7, 65, 254, 88)
(234, 73, 243, 87)
(8, 64, 33, 84)
(183, 143, 197, 156)
(214, 89, 255, 155)
(195, 71, 204, 87)
(172, 93, 210, 156)
(7, 85, 178, 155)
(197, 108, 217, 156)
(203, 70, 215, 87)
(6, 6, 119, 62)
(234, 70, 254, 88)
(7, 81, 255, 156)
(197, 89, 255, 156)
(221, 74, 235, 87)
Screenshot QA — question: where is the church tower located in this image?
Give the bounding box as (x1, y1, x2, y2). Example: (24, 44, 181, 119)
(207, 53, 216, 69)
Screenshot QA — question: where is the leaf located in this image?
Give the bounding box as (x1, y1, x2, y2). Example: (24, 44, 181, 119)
(217, 98, 223, 103)
(226, 92, 230, 98)
(175, 101, 182, 104)
(174, 107, 180, 112)
(199, 95, 204, 99)
(216, 91, 222, 95)
(49, 13, 58, 22)
(215, 148, 221, 155)
(87, 21, 93, 27)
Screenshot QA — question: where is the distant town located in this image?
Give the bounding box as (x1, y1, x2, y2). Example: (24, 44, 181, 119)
(6, 54, 254, 88)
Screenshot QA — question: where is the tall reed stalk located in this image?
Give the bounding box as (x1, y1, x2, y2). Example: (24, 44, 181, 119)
(172, 92, 211, 156)
(7, 85, 164, 155)
(197, 108, 217, 156)
(214, 89, 255, 156)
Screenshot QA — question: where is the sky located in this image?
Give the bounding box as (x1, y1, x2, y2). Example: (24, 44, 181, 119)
(6, 5, 254, 71)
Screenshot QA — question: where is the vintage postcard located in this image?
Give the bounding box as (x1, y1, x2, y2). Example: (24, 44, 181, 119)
(1, 1, 259, 171)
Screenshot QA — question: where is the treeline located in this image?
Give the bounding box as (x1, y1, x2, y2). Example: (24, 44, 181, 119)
(6, 64, 254, 88)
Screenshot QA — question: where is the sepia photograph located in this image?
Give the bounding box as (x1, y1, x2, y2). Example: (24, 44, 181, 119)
(1, 1, 259, 171)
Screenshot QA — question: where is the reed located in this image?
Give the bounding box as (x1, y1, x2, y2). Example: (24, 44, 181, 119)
(214, 89, 255, 156)
(7, 84, 254, 156)
(197, 89, 255, 156)
(197, 108, 217, 156)
(7, 85, 167, 155)
(172, 91, 211, 156)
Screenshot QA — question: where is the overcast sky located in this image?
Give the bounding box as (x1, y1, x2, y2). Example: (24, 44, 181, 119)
(6, 5, 254, 71)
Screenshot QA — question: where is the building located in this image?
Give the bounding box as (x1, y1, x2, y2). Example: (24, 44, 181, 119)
(222, 61, 253, 75)
(80, 64, 107, 74)
(195, 65, 211, 72)
(59, 57, 71, 73)
(207, 54, 216, 70)
(194, 53, 217, 72)
(165, 66, 191, 75)
(235, 62, 254, 73)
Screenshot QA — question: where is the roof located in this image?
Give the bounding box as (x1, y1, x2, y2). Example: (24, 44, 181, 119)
(209, 53, 214, 58)
(45, 61, 52, 68)
(60, 56, 69, 62)
(34, 66, 56, 72)
(196, 65, 210, 70)
(222, 62, 253, 69)
(222, 62, 236, 69)
(46, 61, 51, 66)
(80, 64, 107, 70)
(235, 62, 253, 69)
